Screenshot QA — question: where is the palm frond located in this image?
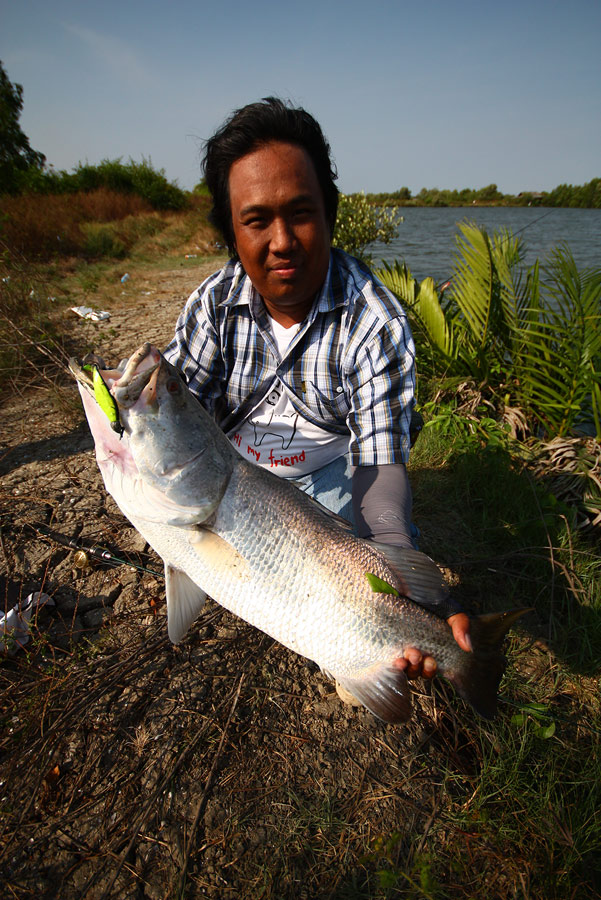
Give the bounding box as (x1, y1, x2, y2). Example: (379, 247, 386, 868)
(376, 260, 419, 308)
(377, 228, 601, 440)
(376, 261, 457, 374)
(448, 222, 495, 348)
(412, 276, 455, 358)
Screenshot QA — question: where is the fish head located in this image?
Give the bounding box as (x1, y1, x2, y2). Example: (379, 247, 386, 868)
(70, 343, 233, 525)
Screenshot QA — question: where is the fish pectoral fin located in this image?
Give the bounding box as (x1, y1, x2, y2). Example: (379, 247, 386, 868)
(188, 528, 251, 580)
(165, 564, 207, 644)
(335, 663, 412, 724)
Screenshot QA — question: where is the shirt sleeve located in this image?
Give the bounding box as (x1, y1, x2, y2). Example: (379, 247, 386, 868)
(346, 315, 416, 467)
(352, 463, 414, 548)
(163, 277, 226, 418)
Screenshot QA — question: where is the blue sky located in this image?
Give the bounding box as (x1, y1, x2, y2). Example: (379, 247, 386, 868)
(2, 0, 600, 194)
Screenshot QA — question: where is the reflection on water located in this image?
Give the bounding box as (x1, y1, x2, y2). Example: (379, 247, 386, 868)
(367, 207, 601, 283)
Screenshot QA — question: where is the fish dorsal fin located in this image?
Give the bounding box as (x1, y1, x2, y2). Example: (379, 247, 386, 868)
(165, 564, 207, 643)
(367, 541, 449, 607)
(335, 662, 412, 723)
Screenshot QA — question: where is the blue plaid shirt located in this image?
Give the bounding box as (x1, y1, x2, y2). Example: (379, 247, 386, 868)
(164, 249, 415, 467)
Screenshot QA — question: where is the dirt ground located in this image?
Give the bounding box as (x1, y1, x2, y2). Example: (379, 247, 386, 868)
(1, 260, 527, 899)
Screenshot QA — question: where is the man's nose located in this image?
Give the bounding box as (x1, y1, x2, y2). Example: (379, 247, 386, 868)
(270, 217, 296, 253)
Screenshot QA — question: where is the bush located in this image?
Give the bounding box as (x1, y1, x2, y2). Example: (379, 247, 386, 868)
(376, 223, 601, 442)
(333, 192, 399, 261)
(0, 247, 67, 396)
(8, 158, 188, 211)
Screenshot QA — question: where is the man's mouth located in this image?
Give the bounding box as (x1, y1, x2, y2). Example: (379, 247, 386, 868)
(271, 262, 300, 278)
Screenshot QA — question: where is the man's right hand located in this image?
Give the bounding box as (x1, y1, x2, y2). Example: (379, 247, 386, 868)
(392, 612, 472, 680)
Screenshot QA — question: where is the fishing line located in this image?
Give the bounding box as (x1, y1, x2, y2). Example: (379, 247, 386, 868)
(503, 207, 555, 240)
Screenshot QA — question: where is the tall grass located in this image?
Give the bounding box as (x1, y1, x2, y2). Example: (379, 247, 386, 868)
(0, 247, 71, 397)
(0, 189, 158, 259)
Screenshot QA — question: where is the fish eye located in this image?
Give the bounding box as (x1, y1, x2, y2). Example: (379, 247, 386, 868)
(166, 377, 182, 394)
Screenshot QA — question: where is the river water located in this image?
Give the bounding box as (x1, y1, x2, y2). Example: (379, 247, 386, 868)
(367, 207, 601, 284)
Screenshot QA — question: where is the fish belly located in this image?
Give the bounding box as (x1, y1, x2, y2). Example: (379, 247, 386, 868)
(124, 501, 396, 680)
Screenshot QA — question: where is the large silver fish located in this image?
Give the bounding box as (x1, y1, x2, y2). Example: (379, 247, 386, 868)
(70, 343, 525, 724)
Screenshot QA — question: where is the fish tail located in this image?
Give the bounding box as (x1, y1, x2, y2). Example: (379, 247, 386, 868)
(446, 608, 530, 720)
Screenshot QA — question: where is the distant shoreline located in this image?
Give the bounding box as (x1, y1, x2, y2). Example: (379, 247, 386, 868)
(362, 177, 601, 210)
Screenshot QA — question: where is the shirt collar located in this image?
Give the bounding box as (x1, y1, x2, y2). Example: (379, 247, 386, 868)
(219, 250, 350, 317)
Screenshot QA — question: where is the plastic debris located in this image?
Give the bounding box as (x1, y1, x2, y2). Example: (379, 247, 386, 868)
(121, 273, 130, 283)
(70, 306, 111, 322)
(1, 592, 55, 655)
(184, 254, 197, 258)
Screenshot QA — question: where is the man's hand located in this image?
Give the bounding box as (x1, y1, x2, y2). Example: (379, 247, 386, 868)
(392, 613, 472, 680)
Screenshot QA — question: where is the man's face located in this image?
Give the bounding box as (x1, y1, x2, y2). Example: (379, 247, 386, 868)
(228, 141, 331, 325)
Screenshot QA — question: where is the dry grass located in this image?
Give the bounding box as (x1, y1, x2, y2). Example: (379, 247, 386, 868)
(1, 189, 155, 259)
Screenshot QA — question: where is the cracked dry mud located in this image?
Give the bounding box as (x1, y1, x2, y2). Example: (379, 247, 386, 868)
(1, 260, 491, 900)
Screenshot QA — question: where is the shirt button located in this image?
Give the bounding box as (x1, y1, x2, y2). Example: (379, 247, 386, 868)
(336, 386, 343, 393)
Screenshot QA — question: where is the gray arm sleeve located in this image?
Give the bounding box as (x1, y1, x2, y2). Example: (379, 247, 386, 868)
(352, 464, 414, 549)
(352, 464, 464, 619)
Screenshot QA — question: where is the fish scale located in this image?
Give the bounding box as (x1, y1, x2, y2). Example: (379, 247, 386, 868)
(70, 343, 528, 724)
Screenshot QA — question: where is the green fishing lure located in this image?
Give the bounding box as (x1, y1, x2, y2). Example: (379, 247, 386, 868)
(83, 364, 122, 434)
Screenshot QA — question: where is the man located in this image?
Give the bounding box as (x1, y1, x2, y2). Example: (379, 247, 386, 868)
(165, 98, 470, 685)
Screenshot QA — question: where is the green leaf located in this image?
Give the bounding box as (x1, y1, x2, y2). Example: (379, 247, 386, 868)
(365, 573, 400, 596)
(521, 702, 551, 718)
(533, 721, 556, 739)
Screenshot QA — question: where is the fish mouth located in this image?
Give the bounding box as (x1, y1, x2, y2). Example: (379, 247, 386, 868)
(112, 343, 161, 408)
(70, 344, 162, 409)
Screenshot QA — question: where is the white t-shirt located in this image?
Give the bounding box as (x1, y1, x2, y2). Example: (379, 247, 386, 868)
(227, 317, 349, 477)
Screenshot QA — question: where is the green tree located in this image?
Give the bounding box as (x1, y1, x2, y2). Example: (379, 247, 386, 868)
(0, 61, 45, 194)
(475, 183, 502, 203)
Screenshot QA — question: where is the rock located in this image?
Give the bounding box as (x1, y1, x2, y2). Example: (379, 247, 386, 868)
(83, 607, 109, 629)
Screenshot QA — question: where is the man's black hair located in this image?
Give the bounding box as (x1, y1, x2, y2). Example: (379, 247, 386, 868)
(203, 97, 339, 257)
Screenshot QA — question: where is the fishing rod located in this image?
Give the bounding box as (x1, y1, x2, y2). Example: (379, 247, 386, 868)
(25, 521, 163, 578)
(503, 207, 556, 240)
